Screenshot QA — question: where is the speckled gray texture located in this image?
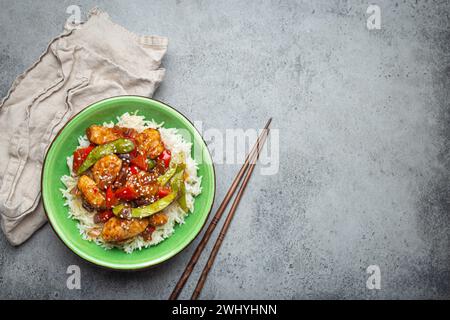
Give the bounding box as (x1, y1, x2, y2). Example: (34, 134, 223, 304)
(0, 0, 449, 299)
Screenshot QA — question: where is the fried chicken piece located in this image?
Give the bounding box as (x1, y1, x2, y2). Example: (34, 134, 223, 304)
(148, 213, 168, 227)
(86, 125, 122, 145)
(101, 217, 149, 242)
(92, 154, 122, 190)
(77, 175, 105, 208)
(114, 126, 138, 139)
(135, 128, 164, 159)
(125, 170, 159, 198)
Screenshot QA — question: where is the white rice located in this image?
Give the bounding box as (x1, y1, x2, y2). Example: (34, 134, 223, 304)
(60, 112, 202, 253)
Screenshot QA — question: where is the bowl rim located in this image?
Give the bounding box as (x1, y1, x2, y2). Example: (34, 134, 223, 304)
(41, 95, 216, 271)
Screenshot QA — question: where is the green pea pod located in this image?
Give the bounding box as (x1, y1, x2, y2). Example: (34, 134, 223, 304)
(157, 163, 185, 186)
(77, 138, 135, 174)
(170, 169, 188, 212)
(170, 171, 183, 193)
(130, 192, 178, 218)
(178, 182, 188, 212)
(147, 158, 156, 170)
(157, 165, 177, 186)
(112, 204, 126, 216)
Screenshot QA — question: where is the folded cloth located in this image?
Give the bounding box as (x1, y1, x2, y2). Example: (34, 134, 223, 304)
(0, 8, 168, 245)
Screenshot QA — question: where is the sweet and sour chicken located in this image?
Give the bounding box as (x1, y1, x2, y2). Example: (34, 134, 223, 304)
(72, 124, 188, 243)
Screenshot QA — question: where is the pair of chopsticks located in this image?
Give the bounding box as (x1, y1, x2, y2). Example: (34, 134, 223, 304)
(169, 118, 272, 300)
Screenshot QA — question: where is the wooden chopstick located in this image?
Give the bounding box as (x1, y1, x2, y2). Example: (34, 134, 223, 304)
(190, 122, 270, 300)
(169, 118, 272, 300)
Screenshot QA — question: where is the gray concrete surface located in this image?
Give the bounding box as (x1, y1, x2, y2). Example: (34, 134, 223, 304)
(0, 0, 449, 299)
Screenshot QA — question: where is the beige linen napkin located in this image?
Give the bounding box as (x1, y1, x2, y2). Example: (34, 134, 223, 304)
(0, 8, 168, 245)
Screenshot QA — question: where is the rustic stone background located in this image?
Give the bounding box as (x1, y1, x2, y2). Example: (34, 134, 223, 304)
(0, 0, 449, 299)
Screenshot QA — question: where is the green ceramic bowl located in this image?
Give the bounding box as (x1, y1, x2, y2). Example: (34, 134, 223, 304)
(42, 96, 215, 270)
